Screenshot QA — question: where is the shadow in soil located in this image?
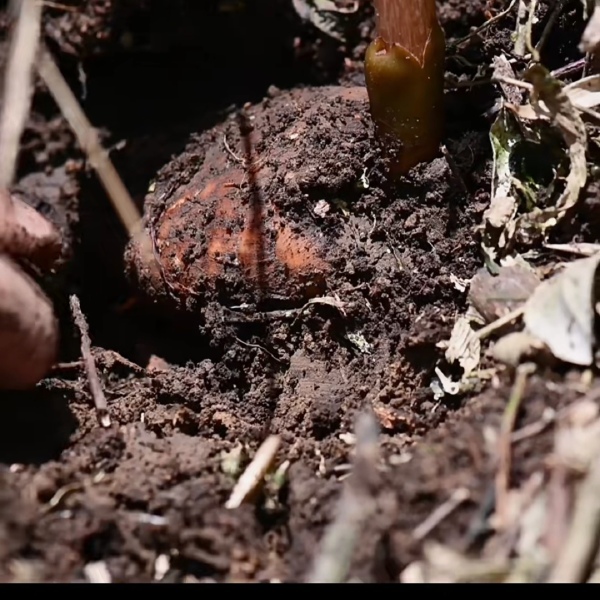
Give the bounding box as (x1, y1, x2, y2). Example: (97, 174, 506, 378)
(0, 388, 77, 465)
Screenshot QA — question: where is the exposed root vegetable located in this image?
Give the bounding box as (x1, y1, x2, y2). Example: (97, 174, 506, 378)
(125, 86, 371, 315)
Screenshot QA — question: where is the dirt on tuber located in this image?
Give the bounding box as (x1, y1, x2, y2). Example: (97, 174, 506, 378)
(125, 86, 373, 318)
(365, 0, 445, 177)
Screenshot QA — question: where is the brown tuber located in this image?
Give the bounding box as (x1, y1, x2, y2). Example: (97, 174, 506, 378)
(365, 0, 445, 176)
(125, 86, 372, 317)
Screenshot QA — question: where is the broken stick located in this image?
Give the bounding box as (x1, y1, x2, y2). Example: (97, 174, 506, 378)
(69, 294, 110, 428)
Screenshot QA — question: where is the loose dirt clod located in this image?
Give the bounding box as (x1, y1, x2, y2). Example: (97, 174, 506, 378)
(0, 191, 61, 392)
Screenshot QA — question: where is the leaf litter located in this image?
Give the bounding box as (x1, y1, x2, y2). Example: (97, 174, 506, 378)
(402, 393, 600, 583)
(423, 10, 600, 583)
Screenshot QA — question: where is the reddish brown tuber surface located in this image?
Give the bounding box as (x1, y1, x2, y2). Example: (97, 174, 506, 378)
(365, 0, 445, 176)
(125, 86, 372, 315)
(0, 190, 60, 390)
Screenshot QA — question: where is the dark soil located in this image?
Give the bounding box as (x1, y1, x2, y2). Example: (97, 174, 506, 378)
(0, 0, 596, 583)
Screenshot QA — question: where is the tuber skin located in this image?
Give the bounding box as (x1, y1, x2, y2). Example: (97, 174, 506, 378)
(0, 190, 61, 390)
(365, 0, 445, 176)
(125, 86, 370, 318)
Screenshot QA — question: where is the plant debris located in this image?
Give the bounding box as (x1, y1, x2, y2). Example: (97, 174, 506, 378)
(225, 435, 281, 510)
(523, 253, 600, 366)
(69, 294, 111, 427)
(468, 264, 540, 325)
(306, 411, 381, 583)
(484, 65, 588, 264)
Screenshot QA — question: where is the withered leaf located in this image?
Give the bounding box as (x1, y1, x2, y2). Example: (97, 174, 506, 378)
(469, 264, 540, 324)
(523, 253, 600, 366)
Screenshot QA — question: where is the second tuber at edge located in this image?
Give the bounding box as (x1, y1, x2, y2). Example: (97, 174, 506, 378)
(365, 0, 446, 177)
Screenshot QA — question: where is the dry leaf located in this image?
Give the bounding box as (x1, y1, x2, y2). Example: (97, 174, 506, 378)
(511, 75, 600, 117)
(493, 54, 524, 105)
(516, 66, 588, 243)
(564, 75, 600, 111)
(469, 264, 540, 324)
(445, 316, 481, 376)
(492, 331, 547, 367)
(513, 0, 537, 57)
(372, 404, 413, 432)
(581, 3, 600, 52)
(432, 367, 461, 396)
(523, 253, 600, 366)
(291, 0, 358, 41)
(482, 109, 521, 264)
(450, 272, 469, 292)
(306, 294, 347, 316)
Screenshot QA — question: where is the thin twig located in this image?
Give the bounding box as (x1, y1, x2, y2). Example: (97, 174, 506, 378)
(36, 47, 151, 258)
(69, 294, 111, 428)
(223, 134, 243, 164)
(511, 408, 555, 443)
(495, 363, 533, 529)
(0, 0, 43, 189)
(448, 0, 517, 49)
(233, 336, 282, 363)
(446, 58, 586, 92)
(491, 75, 533, 91)
(51, 349, 146, 375)
(548, 455, 600, 582)
(307, 411, 380, 583)
(413, 488, 471, 541)
(475, 306, 524, 340)
(535, 0, 566, 54)
(551, 58, 586, 79)
(225, 435, 280, 509)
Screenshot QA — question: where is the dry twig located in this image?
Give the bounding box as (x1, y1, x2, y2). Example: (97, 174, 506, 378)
(413, 488, 471, 541)
(36, 47, 151, 258)
(495, 363, 534, 529)
(0, 0, 42, 189)
(548, 455, 600, 583)
(225, 435, 280, 509)
(306, 411, 380, 583)
(69, 294, 110, 428)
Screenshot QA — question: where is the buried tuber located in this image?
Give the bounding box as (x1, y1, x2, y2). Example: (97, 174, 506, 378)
(365, 0, 445, 176)
(125, 86, 372, 317)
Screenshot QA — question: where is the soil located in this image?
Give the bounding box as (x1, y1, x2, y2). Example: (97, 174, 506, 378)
(0, 0, 597, 583)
